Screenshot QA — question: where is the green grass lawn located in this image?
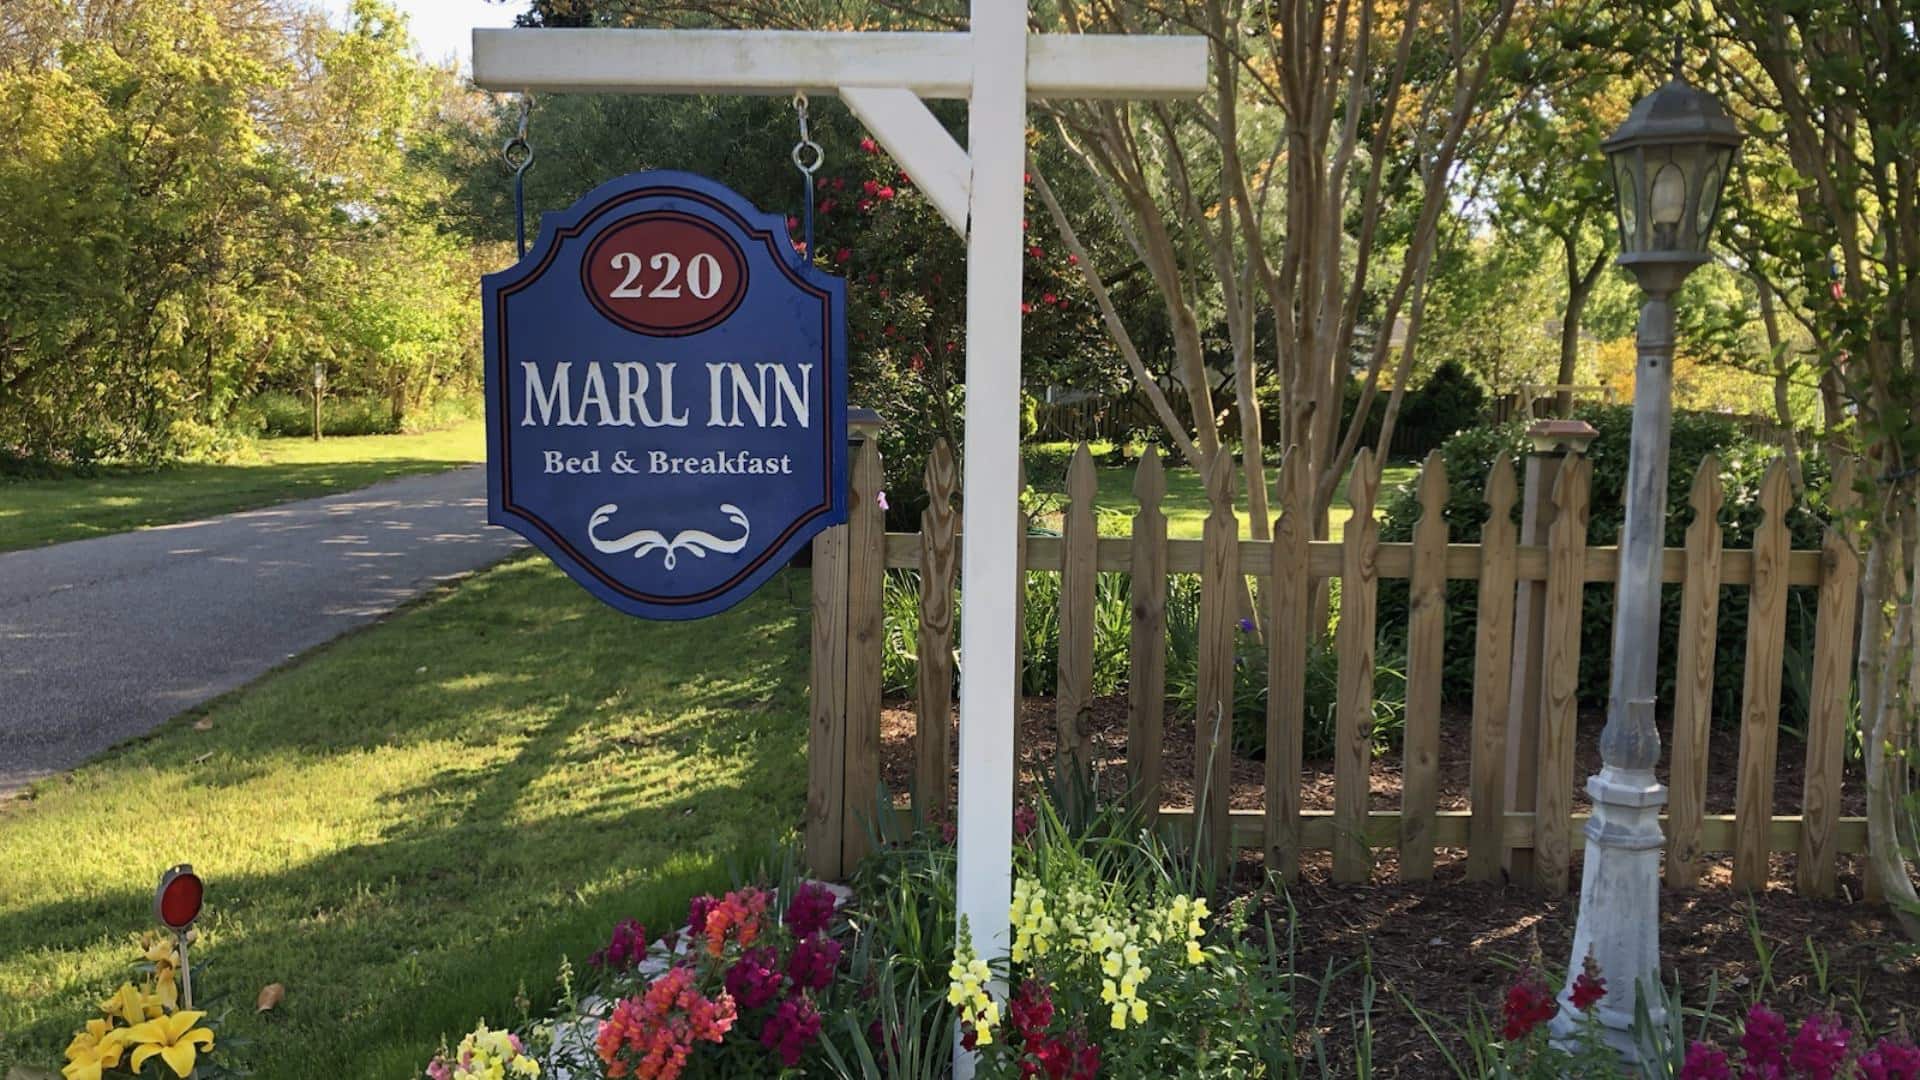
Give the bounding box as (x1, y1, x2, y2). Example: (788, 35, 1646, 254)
(1026, 442, 1419, 542)
(0, 554, 812, 1078)
(0, 421, 486, 552)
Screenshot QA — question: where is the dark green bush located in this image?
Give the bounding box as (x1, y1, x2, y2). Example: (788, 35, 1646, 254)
(1376, 405, 1829, 728)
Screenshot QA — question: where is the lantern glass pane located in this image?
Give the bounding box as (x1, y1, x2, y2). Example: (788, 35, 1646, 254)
(1696, 147, 1731, 243)
(1613, 156, 1639, 251)
(1651, 162, 1686, 225)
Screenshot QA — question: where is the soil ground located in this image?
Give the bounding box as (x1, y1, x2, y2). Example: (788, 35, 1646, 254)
(878, 694, 1920, 1076)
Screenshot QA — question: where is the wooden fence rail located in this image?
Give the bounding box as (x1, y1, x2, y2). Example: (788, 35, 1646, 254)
(807, 437, 1865, 897)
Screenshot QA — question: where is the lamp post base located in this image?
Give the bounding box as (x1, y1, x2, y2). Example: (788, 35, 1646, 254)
(1550, 763, 1667, 1062)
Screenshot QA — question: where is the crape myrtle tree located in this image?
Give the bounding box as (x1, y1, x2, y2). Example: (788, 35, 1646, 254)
(1697, 0, 1920, 927)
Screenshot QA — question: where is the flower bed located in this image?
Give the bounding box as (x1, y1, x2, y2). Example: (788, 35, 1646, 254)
(421, 797, 1920, 1079)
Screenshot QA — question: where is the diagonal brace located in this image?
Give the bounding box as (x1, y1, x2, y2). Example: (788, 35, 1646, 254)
(840, 88, 971, 237)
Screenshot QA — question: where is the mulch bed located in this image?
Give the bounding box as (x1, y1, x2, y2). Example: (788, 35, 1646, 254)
(877, 694, 1919, 1076)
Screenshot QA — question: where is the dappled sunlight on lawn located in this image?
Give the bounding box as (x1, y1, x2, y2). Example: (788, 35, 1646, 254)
(0, 556, 811, 1078)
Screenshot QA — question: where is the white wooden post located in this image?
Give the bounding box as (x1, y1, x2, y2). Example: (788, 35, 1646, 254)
(471, 21, 1205, 1073)
(951, 2, 1026, 1073)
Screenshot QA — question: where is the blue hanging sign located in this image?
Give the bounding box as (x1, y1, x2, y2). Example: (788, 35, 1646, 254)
(484, 170, 848, 620)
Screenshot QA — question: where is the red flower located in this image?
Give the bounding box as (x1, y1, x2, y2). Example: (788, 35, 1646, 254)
(786, 215, 799, 230)
(1013, 803, 1038, 838)
(877, 186, 895, 200)
(1569, 970, 1605, 1010)
(860, 136, 879, 155)
(1500, 971, 1557, 1041)
(858, 198, 875, 211)
(1040, 293, 1057, 305)
(862, 179, 880, 196)
(897, 169, 912, 185)
(1569, 954, 1606, 1010)
(1067, 253, 1080, 265)
(1009, 979, 1055, 1040)
(815, 176, 828, 190)
(1028, 244, 1044, 258)
(1679, 1041, 1732, 1080)
(832, 177, 845, 191)
(783, 882, 839, 938)
(1022, 171, 1031, 184)
(835, 248, 852, 264)
(1020, 302, 1033, 314)
(1742, 1004, 1790, 1070)
(759, 994, 822, 1067)
(818, 199, 835, 214)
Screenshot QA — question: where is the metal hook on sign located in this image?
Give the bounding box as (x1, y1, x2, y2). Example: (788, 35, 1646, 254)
(503, 93, 535, 258)
(791, 91, 823, 260)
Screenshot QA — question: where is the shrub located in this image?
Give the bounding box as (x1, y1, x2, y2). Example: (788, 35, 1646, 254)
(1165, 576, 1407, 761)
(1376, 404, 1830, 727)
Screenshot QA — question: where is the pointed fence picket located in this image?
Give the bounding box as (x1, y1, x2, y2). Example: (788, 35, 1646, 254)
(804, 438, 1869, 899)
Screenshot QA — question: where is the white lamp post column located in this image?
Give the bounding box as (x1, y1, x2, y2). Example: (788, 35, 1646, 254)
(1554, 74, 1740, 1060)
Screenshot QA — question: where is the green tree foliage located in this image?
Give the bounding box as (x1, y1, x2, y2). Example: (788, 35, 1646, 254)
(0, 0, 485, 467)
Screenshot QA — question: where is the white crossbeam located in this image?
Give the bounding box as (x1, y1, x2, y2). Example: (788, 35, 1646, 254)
(471, 29, 1206, 100)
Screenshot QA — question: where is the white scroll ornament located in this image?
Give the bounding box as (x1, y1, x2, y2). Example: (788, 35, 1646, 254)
(587, 503, 751, 570)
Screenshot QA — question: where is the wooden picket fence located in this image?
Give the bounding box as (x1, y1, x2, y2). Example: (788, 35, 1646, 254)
(805, 436, 1865, 898)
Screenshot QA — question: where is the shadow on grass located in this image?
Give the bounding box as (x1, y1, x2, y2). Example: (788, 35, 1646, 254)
(0, 558, 813, 1077)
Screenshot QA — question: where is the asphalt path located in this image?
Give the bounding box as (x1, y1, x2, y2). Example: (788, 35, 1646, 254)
(0, 466, 523, 795)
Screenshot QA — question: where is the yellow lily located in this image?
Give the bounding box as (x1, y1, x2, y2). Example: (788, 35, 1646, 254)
(144, 937, 181, 1008)
(124, 1010, 215, 1079)
(100, 982, 161, 1026)
(61, 1018, 127, 1080)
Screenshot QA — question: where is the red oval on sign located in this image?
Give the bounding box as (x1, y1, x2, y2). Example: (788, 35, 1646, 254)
(582, 212, 749, 336)
(157, 871, 203, 930)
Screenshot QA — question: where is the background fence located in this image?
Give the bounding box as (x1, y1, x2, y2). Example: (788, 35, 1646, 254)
(805, 435, 1863, 898)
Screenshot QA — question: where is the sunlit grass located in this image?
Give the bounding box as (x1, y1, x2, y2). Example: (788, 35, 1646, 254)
(0, 421, 486, 552)
(0, 555, 811, 1078)
(1026, 442, 1419, 542)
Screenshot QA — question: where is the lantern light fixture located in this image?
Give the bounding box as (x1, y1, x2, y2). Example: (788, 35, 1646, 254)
(1602, 77, 1741, 265)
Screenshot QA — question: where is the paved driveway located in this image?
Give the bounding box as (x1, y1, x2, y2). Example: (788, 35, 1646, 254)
(0, 466, 523, 794)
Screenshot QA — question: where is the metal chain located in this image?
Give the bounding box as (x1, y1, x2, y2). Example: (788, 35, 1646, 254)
(792, 91, 822, 259)
(503, 94, 535, 258)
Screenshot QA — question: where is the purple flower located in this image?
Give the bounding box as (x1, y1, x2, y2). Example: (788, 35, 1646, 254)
(589, 919, 649, 969)
(1013, 803, 1038, 839)
(786, 934, 842, 991)
(687, 894, 720, 936)
(761, 994, 823, 1067)
(1859, 1037, 1920, 1080)
(784, 882, 839, 938)
(1678, 1041, 1731, 1080)
(1741, 1004, 1790, 1070)
(1237, 617, 1255, 634)
(1788, 1013, 1851, 1080)
(724, 946, 785, 1009)
(876, 490, 890, 511)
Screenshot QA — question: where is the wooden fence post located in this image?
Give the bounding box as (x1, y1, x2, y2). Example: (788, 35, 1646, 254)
(1467, 454, 1517, 881)
(806, 521, 851, 880)
(1196, 451, 1239, 880)
(1334, 449, 1381, 883)
(1267, 450, 1311, 880)
(1535, 452, 1591, 894)
(1800, 459, 1859, 897)
(1733, 459, 1793, 890)
(1667, 458, 1724, 889)
(1056, 444, 1098, 801)
(1401, 451, 1448, 880)
(916, 439, 959, 823)
(841, 438, 887, 870)
(1505, 421, 1594, 884)
(1127, 448, 1169, 822)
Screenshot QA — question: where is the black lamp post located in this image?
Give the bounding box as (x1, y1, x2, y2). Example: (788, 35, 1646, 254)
(1552, 75, 1740, 1058)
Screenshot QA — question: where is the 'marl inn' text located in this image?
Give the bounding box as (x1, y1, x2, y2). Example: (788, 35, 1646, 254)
(520, 360, 812, 476)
